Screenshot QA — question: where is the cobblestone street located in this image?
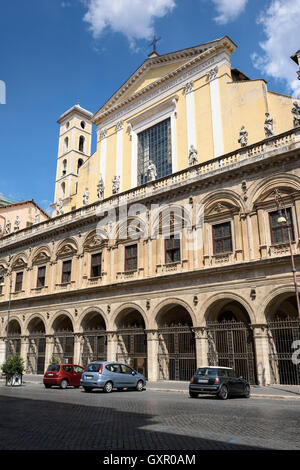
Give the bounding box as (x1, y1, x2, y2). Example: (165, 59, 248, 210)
(1, 382, 300, 451)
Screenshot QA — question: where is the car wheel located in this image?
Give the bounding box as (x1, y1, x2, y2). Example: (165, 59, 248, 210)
(189, 391, 198, 398)
(60, 379, 68, 390)
(83, 387, 93, 392)
(103, 381, 113, 393)
(136, 380, 144, 392)
(243, 384, 250, 398)
(218, 385, 228, 400)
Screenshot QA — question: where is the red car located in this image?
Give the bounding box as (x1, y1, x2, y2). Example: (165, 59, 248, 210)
(43, 364, 84, 389)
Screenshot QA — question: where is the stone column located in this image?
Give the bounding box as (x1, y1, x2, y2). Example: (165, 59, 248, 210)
(0, 338, 6, 364)
(73, 333, 82, 365)
(44, 335, 54, 371)
(253, 325, 273, 385)
(234, 213, 243, 262)
(146, 330, 159, 382)
(107, 332, 118, 361)
(195, 328, 209, 367)
(20, 336, 29, 370)
(257, 209, 267, 258)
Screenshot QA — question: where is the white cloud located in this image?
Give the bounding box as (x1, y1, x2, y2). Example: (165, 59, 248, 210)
(82, 0, 176, 48)
(211, 0, 248, 24)
(252, 0, 300, 97)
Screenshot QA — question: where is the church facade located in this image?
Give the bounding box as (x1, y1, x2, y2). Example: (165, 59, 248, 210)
(1, 36, 300, 384)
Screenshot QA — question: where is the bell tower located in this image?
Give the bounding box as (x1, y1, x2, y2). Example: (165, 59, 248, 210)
(52, 104, 93, 216)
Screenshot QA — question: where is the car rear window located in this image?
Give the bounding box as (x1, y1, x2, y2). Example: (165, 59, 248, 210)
(196, 368, 218, 377)
(85, 363, 102, 372)
(47, 365, 60, 372)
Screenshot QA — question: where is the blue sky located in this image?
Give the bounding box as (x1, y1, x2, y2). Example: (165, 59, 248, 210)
(1, 0, 300, 214)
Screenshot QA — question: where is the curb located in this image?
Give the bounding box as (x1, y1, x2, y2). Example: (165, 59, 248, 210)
(15, 381, 300, 399)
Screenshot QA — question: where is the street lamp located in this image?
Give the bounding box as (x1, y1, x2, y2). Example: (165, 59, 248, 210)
(274, 189, 300, 320)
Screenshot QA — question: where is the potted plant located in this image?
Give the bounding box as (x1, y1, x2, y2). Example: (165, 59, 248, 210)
(1, 355, 25, 386)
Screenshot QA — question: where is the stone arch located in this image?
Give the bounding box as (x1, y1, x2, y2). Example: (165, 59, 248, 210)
(26, 315, 47, 375)
(11, 252, 28, 270)
(202, 292, 255, 324)
(153, 298, 196, 329)
(79, 306, 107, 333)
(79, 307, 108, 366)
(31, 245, 52, 265)
(26, 315, 46, 335)
(262, 286, 299, 321)
(111, 303, 148, 330)
(150, 203, 193, 240)
(113, 304, 148, 377)
(154, 299, 196, 381)
(200, 189, 245, 214)
(51, 311, 74, 334)
(250, 174, 300, 209)
(7, 318, 22, 357)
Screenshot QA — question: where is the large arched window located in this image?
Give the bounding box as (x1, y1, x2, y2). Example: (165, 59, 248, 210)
(61, 182, 66, 198)
(79, 135, 85, 153)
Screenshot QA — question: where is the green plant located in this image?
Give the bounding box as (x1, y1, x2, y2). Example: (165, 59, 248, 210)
(1, 355, 25, 377)
(48, 355, 60, 366)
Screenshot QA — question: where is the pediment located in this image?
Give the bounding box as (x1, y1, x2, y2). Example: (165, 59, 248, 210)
(57, 243, 77, 259)
(83, 231, 106, 251)
(33, 251, 50, 265)
(93, 37, 236, 123)
(206, 202, 239, 217)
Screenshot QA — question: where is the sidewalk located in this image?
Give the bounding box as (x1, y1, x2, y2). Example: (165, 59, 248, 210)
(3, 374, 300, 399)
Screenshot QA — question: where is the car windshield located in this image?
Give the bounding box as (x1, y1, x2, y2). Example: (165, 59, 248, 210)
(47, 364, 60, 372)
(85, 363, 102, 372)
(196, 368, 218, 377)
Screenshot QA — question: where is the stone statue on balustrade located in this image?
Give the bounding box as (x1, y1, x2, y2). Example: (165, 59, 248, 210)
(264, 112, 274, 137)
(292, 101, 300, 127)
(238, 126, 248, 147)
(14, 216, 20, 232)
(56, 198, 63, 216)
(83, 188, 90, 206)
(147, 160, 157, 181)
(97, 175, 105, 200)
(5, 220, 11, 234)
(112, 175, 120, 195)
(188, 145, 198, 166)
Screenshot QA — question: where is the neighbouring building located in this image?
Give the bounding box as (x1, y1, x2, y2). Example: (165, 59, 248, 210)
(0, 200, 50, 237)
(0, 36, 300, 384)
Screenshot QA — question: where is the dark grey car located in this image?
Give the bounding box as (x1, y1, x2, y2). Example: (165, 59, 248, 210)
(80, 361, 146, 393)
(189, 366, 250, 400)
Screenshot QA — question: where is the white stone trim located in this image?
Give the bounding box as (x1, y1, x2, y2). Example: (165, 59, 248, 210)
(100, 133, 107, 189)
(209, 72, 224, 158)
(185, 80, 196, 152)
(116, 124, 123, 191)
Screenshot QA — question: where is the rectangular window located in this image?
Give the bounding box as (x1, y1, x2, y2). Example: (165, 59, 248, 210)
(91, 253, 102, 278)
(0, 276, 4, 295)
(125, 244, 138, 272)
(37, 266, 46, 288)
(62, 260, 72, 283)
(269, 208, 295, 244)
(137, 118, 172, 185)
(165, 235, 181, 264)
(15, 271, 23, 292)
(212, 222, 232, 254)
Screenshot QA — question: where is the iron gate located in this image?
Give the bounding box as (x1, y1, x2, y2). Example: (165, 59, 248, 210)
(27, 335, 46, 374)
(267, 318, 300, 384)
(53, 334, 74, 364)
(206, 321, 257, 384)
(158, 326, 196, 381)
(81, 332, 107, 367)
(116, 328, 147, 378)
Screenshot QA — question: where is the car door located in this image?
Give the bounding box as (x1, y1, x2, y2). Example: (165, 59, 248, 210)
(106, 363, 123, 387)
(120, 364, 136, 387)
(62, 365, 74, 385)
(73, 365, 84, 386)
(228, 369, 243, 394)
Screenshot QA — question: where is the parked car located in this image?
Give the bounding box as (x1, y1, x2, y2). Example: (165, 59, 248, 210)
(43, 364, 84, 389)
(80, 361, 146, 393)
(189, 366, 250, 400)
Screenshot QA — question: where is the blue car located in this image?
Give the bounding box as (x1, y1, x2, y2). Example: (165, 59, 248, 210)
(80, 361, 146, 393)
